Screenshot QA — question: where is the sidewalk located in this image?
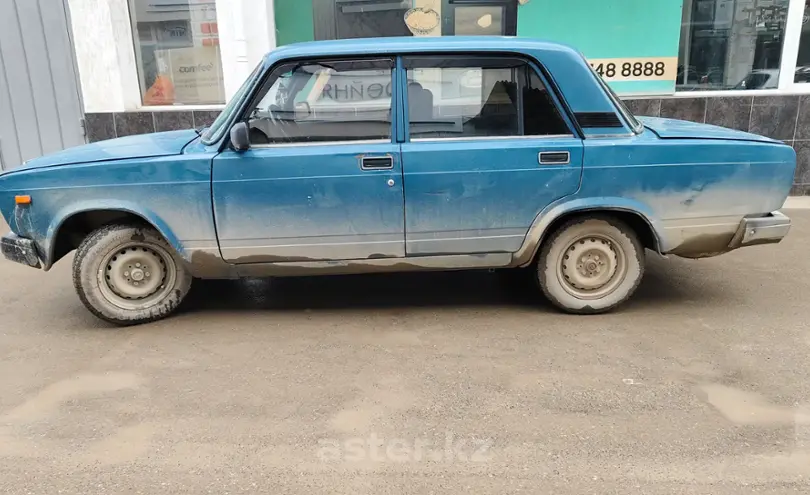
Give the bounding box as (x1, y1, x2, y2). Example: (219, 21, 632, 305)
(785, 197, 810, 209)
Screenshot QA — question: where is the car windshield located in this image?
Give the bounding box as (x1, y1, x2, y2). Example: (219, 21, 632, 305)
(201, 62, 263, 144)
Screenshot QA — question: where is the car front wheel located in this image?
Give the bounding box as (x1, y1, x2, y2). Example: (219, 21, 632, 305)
(537, 215, 644, 314)
(72, 224, 192, 325)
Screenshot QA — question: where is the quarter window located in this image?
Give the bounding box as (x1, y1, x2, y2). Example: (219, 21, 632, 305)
(404, 56, 570, 140)
(246, 59, 393, 144)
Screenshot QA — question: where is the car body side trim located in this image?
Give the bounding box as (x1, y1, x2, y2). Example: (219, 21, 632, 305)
(411, 134, 574, 143)
(250, 139, 391, 149)
(233, 253, 514, 277)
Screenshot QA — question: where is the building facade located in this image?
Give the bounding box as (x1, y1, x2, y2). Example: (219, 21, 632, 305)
(38, 0, 810, 193)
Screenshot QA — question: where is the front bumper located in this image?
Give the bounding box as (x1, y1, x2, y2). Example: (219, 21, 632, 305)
(728, 211, 791, 249)
(1, 233, 41, 268)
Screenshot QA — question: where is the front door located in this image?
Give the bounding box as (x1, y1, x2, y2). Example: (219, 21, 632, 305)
(400, 55, 583, 255)
(212, 58, 405, 263)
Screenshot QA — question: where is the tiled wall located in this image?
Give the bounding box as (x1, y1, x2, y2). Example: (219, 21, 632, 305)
(85, 95, 810, 195)
(84, 111, 222, 142)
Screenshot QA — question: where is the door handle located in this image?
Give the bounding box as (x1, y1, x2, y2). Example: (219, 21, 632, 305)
(360, 156, 394, 170)
(538, 151, 570, 165)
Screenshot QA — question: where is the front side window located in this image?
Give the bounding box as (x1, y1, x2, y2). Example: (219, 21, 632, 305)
(201, 62, 262, 144)
(404, 56, 570, 140)
(129, 0, 226, 106)
(677, 0, 789, 91)
(246, 59, 393, 144)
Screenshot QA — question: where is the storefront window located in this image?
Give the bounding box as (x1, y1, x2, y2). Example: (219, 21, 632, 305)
(795, 0, 810, 82)
(306, 0, 517, 40)
(453, 5, 506, 35)
(677, 0, 789, 91)
(128, 0, 225, 106)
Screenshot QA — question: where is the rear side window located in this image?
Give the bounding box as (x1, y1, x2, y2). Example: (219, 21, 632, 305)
(404, 56, 570, 140)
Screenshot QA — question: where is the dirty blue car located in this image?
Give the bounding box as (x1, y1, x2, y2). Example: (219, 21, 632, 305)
(0, 37, 795, 325)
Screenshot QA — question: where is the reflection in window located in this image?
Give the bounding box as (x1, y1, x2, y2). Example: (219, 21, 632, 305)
(129, 0, 225, 106)
(405, 57, 569, 139)
(677, 0, 788, 91)
(310, 0, 515, 39)
(454, 6, 505, 35)
(247, 60, 394, 144)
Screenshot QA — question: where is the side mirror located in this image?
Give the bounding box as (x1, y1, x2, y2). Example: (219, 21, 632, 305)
(294, 101, 311, 121)
(230, 122, 250, 151)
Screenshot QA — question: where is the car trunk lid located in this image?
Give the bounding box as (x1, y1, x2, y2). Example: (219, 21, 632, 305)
(639, 116, 779, 144)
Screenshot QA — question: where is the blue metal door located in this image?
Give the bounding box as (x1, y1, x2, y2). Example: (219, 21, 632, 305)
(401, 138, 582, 255)
(399, 54, 583, 256)
(212, 143, 405, 263)
(212, 57, 404, 263)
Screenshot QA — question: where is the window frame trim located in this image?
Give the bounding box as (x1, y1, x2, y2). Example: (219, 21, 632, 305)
(780, 0, 808, 91)
(411, 134, 575, 143)
(400, 53, 581, 143)
(249, 138, 392, 149)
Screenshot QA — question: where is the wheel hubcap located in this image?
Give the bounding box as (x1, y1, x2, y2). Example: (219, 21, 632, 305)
(557, 234, 626, 300)
(97, 242, 176, 310)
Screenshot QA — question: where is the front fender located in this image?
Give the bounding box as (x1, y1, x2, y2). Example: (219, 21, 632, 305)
(512, 196, 665, 266)
(43, 200, 187, 270)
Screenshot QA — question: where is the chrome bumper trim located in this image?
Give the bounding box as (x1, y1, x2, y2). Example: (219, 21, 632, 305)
(728, 211, 791, 249)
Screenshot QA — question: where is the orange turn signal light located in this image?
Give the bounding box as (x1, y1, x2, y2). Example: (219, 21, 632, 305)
(15, 195, 31, 205)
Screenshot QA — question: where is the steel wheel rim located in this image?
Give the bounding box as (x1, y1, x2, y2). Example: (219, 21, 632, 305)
(556, 233, 627, 300)
(96, 242, 177, 311)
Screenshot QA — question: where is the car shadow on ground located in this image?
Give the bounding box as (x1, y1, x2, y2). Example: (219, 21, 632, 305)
(177, 253, 731, 316)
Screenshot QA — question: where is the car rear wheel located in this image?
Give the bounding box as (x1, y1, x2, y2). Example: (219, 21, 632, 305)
(72, 224, 192, 325)
(537, 215, 644, 314)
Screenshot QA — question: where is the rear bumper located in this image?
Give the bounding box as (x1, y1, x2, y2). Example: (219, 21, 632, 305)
(728, 211, 791, 249)
(1, 232, 41, 268)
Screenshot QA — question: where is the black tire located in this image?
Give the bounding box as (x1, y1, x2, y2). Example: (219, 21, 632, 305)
(537, 215, 644, 314)
(72, 224, 192, 325)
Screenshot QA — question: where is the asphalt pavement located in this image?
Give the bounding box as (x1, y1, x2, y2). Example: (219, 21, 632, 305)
(1, 212, 810, 494)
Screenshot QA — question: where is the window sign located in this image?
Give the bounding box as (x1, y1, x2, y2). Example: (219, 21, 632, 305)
(273, 0, 682, 95)
(129, 0, 226, 106)
(515, 0, 683, 95)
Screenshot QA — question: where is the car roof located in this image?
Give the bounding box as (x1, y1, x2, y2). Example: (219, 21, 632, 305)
(262, 36, 581, 65)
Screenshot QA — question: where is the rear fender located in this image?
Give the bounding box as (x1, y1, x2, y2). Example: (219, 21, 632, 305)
(512, 196, 664, 266)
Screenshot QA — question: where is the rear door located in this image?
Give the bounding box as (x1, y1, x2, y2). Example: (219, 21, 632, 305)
(400, 55, 583, 255)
